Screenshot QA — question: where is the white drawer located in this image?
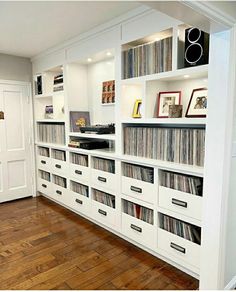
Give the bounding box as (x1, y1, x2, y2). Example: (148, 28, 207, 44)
(121, 213, 156, 250)
(37, 156, 51, 171)
(122, 176, 157, 204)
(37, 178, 52, 196)
(52, 184, 69, 204)
(157, 228, 200, 269)
(158, 186, 202, 221)
(69, 164, 90, 183)
(67, 191, 91, 216)
(51, 159, 69, 176)
(91, 200, 118, 229)
(91, 169, 116, 193)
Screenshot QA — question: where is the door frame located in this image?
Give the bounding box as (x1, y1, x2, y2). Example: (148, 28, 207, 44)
(0, 79, 36, 198)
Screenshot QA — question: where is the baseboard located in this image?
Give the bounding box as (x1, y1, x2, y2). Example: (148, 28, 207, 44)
(225, 276, 236, 290)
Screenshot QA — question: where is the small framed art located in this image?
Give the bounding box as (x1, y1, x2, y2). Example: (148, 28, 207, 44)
(186, 88, 207, 118)
(132, 99, 142, 118)
(70, 111, 90, 132)
(157, 91, 181, 118)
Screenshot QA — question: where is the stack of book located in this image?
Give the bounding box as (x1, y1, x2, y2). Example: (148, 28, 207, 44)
(53, 175, 67, 188)
(93, 157, 115, 173)
(53, 74, 63, 92)
(52, 149, 66, 161)
(71, 181, 89, 197)
(93, 189, 115, 208)
(159, 213, 201, 244)
(123, 200, 153, 224)
(160, 170, 203, 196)
(124, 127, 205, 167)
(39, 170, 50, 182)
(71, 153, 88, 167)
(38, 147, 49, 157)
(123, 162, 154, 183)
(122, 37, 172, 79)
(37, 123, 65, 145)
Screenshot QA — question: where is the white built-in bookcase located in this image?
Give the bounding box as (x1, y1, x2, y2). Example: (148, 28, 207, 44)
(32, 8, 232, 287)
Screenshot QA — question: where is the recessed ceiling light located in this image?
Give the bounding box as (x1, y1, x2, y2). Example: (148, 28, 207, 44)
(106, 52, 112, 56)
(106, 62, 112, 65)
(203, 78, 208, 82)
(155, 37, 160, 42)
(184, 75, 190, 78)
(87, 58, 92, 62)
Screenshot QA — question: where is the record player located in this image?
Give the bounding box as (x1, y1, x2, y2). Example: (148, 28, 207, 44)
(80, 123, 115, 134)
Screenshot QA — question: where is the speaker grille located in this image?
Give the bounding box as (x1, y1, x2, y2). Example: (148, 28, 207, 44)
(187, 28, 201, 43)
(185, 43, 203, 65)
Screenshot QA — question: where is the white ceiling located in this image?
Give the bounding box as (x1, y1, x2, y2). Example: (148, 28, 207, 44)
(0, 1, 141, 58)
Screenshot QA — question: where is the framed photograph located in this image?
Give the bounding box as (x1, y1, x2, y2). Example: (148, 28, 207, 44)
(186, 88, 207, 118)
(70, 111, 90, 132)
(132, 99, 142, 118)
(157, 91, 181, 118)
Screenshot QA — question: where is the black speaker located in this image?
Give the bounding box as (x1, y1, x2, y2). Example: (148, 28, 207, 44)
(36, 75, 42, 95)
(184, 27, 209, 67)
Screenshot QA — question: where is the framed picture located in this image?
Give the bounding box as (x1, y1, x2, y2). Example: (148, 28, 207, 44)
(157, 91, 181, 118)
(186, 88, 208, 118)
(132, 99, 142, 118)
(70, 111, 90, 132)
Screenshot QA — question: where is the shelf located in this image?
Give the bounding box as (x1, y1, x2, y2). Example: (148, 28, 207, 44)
(120, 155, 204, 177)
(68, 146, 116, 159)
(69, 132, 116, 141)
(121, 118, 206, 126)
(34, 93, 53, 99)
(35, 142, 67, 150)
(101, 103, 115, 106)
(36, 119, 65, 123)
(121, 64, 208, 84)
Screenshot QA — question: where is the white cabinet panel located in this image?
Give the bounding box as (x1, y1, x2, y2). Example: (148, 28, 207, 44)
(8, 160, 26, 189)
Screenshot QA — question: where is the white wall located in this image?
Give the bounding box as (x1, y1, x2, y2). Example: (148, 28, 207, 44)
(0, 53, 32, 82)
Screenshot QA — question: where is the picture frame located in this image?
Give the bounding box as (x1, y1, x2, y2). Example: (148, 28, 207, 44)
(132, 99, 142, 118)
(185, 88, 208, 118)
(70, 111, 90, 132)
(157, 91, 181, 118)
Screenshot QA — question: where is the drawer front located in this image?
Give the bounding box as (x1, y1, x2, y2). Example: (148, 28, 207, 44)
(91, 169, 116, 193)
(157, 228, 200, 268)
(91, 200, 118, 229)
(158, 186, 202, 221)
(67, 191, 91, 215)
(52, 184, 69, 204)
(37, 156, 51, 171)
(37, 178, 52, 196)
(51, 159, 69, 176)
(121, 213, 156, 250)
(122, 176, 157, 204)
(70, 164, 90, 183)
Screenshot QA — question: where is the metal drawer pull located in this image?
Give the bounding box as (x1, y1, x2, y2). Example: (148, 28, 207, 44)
(55, 164, 62, 169)
(98, 209, 107, 216)
(75, 199, 83, 205)
(130, 186, 142, 193)
(41, 160, 46, 164)
(171, 198, 188, 208)
(75, 170, 82, 175)
(56, 190, 62, 195)
(130, 224, 142, 233)
(98, 176, 106, 183)
(170, 242, 186, 254)
(42, 184, 47, 188)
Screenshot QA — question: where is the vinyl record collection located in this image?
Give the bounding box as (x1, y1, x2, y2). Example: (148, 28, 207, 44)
(159, 170, 203, 196)
(52, 149, 66, 161)
(38, 147, 50, 157)
(37, 123, 65, 145)
(39, 170, 50, 182)
(159, 213, 201, 245)
(123, 199, 154, 224)
(93, 189, 115, 208)
(53, 174, 67, 188)
(124, 126, 205, 167)
(71, 153, 88, 167)
(93, 157, 115, 173)
(71, 181, 89, 197)
(122, 36, 172, 79)
(123, 162, 154, 183)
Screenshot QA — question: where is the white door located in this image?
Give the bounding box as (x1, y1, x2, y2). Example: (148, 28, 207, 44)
(0, 82, 34, 203)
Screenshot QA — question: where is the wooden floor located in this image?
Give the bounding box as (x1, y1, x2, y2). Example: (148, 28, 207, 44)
(0, 196, 199, 290)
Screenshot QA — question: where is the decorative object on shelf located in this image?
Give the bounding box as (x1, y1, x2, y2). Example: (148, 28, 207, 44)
(68, 138, 109, 150)
(80, 123, 115, 135)
(184, 27, 209, 68)
(53, 74, 64, 92)
(102, 80, 115, 104)
(0, 111, 4, 120)
(168, 105, 183, 118)
(186, 88, 207, 118)
(157, 91, 181, 118)
(70, 111, 90, 132)
(45, 105, 53, 119)
(35, 75, 42, 95)
(132, 99, 142, 118)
